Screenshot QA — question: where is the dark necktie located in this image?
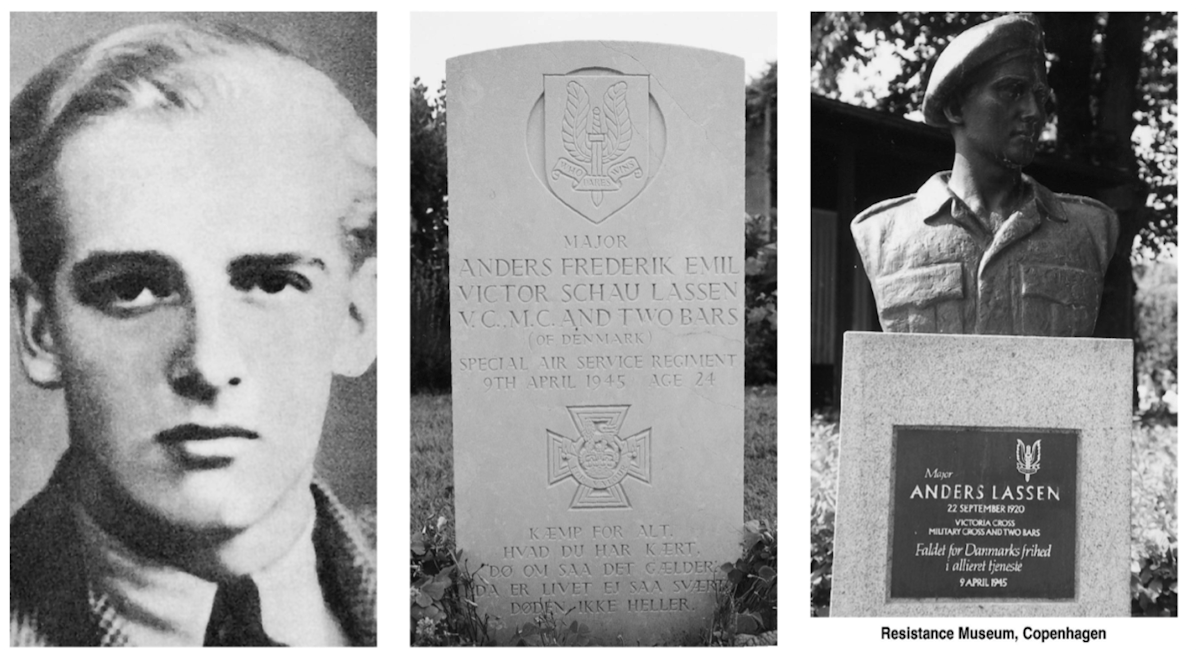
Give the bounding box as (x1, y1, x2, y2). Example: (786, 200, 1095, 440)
(203, 577, 286, 646)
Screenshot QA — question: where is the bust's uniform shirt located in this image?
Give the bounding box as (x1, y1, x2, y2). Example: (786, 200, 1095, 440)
(851, 172, 1119, 336)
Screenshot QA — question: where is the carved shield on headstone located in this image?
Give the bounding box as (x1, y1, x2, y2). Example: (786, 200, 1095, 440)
(544, 74, 650, 224)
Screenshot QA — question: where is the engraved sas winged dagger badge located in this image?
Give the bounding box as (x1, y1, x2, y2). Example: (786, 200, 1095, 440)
(544, 74, 649, 224)
(1016, 438, 1042, 482)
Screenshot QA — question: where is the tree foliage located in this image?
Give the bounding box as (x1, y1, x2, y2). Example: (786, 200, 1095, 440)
(811, 12, 1177, 256)
(1133, 258, 1177, 421)
(411, 79, 448, 265)
(812, 12, 1005, 116)
(1132, 13, 1177, 255)
(746, 61, 777, 210)
(411, 79, 451, 390)
(745, 62, 778, 385)
(746, 61, 777, 123)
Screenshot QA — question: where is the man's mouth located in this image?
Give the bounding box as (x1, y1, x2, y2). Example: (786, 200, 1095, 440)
(1011, 126, 1040, 141)
(157, 424, 259, 443)
(157, 424, 259, 466)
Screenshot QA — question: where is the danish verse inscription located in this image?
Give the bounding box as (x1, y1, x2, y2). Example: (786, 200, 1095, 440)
(469, 522, 727, 616)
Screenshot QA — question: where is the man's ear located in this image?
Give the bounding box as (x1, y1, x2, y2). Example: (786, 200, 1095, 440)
(333, 257, 378, 377)
(12, 275, 63, 389)
(942, 95, 965, 126)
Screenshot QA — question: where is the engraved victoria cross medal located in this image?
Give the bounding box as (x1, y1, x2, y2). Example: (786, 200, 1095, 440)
(544, 74, 650, 224)
(548, 405, 650, 510)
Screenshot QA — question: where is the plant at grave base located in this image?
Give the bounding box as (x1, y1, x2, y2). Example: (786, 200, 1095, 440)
(410, 515, 500, 645)
(714, 520, 777, 639)
(1129, 423, 1178, 617)
(1131, 543, 1177, 617)
(810, 514, 834, 617)
(511, 612, 596, 647)
(810, 412, 839, 616)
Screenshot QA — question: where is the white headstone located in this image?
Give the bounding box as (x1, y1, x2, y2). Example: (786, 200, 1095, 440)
(448, 41, 745, 644)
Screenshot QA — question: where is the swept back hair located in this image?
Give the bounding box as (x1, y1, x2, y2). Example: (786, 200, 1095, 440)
(10, 21, 377, 291)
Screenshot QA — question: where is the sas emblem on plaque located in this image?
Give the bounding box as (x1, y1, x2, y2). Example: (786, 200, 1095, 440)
(544, 74, 650, 224)
(1016, 438, 1042, 482)
(548, 405, 650, 509)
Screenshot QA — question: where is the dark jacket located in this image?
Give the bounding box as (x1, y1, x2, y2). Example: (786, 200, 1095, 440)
(10, 461, 376, 647)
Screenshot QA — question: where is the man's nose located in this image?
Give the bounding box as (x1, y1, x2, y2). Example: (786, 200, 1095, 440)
(1019, 91, 1047, 126)
(169, 294, 247, 402)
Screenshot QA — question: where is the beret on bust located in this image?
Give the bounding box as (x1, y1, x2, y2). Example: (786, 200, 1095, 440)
(921, 14, 1046, 128)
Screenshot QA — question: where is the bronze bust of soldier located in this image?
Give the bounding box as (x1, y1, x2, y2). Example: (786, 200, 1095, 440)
(852, 14, 1118, 336)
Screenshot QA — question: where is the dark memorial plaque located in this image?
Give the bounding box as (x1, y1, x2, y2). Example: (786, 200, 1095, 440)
(890, 427, 1077, 599)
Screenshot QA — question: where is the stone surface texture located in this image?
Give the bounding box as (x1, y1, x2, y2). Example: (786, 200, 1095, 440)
(448, 42, 744, 644)
(832, 332, 1131, 616)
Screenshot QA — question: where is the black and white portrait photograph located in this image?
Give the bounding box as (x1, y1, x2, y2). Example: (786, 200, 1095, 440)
(809, 10, 1177, 628)
(10, 12, 377, 646)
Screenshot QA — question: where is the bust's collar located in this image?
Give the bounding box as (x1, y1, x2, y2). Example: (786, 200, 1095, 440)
(1029, 175, 1068, 222)
(915, 171, 1067, 224)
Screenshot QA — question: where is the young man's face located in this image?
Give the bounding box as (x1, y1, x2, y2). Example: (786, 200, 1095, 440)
(42, 98, 371, 533)
(954, 54, 1049, 169)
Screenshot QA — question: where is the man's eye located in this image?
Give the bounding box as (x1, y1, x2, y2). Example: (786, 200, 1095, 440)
(82, 275, 179, 314)
(232, 270, 312, 295)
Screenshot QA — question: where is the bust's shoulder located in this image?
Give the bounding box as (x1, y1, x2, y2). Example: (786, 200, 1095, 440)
(1029, 173, 1119, 240)
(849, 194, 924, 276)
(851, 194, 918, 228)
(1056, 193, 1117, 223)
(1047, 191, 1119, 264)
(1053, 193, 1119, 251)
